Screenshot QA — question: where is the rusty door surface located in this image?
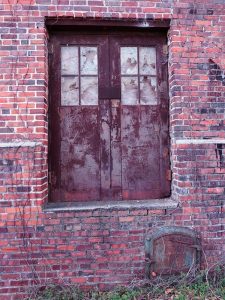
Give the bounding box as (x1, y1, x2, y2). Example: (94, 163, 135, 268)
(151, 234, 199, 275)
(49, 30, 170, 202)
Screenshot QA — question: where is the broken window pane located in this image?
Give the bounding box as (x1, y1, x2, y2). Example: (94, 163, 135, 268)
(61, 47, 79, 75)
(121, 77, 138, 105)
(81, 76, 98, 105)
(139, 47, 156, 75)
(61, 76, 79, 106)
(121, 47, 138, 75)
(140, 76, 157, 105)
(80, 47, 98, 75)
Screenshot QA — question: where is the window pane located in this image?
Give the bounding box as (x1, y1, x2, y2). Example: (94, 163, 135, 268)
(140, 76, 157, 105)
(61, 47, 78, 75)
(121, 77, 138, 105)
(80, 47, 98, 75)
(61, 76, 79, 106)
(81, 76, 98, 105)
(139, 47, 156, 75)
(121, 47, 138, 75)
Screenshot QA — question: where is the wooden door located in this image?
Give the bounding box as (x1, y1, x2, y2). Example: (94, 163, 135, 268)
(49, 30, 170, 202)
(110, 35, 170, 200)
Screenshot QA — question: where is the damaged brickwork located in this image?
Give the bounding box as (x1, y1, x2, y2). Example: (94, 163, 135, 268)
(0, 0, 225, 299)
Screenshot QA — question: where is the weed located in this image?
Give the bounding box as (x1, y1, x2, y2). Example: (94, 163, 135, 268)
(28, 284, 83, 300)
(174, 294, 186, 300)
(27, 266, 225, 300)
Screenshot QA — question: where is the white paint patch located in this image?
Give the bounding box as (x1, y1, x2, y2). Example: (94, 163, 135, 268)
(0, 141, 43, 148)
(174, 139, 225, 145)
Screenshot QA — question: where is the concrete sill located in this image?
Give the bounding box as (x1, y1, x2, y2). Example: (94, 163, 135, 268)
(44, 198, 178, 212)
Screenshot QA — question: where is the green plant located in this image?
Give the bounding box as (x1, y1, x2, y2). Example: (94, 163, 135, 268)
(174, 294, 187, 300)
(191, 281, 208, 298)
(108, 289, 140, 300)
(27, 265, 225, 300)
(29, 284, 83, 300)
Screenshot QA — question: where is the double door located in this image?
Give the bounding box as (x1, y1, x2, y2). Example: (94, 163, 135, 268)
(49, 30, 170, 202)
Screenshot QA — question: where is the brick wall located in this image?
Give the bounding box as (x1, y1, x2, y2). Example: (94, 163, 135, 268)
(0, 0, 225, 299)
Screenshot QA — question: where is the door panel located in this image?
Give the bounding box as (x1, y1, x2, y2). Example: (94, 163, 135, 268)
(100, 99, 122, 201)
(99, 99, 111, 200)
(110, 34, 170, 200)
(111, 99, 122, 190)
(49, 35, 108, 202)
(59, 106, 100, 201)
(121, 106, 161, 200)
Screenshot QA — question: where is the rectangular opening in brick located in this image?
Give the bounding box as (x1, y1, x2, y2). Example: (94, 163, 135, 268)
(48, 24, 170, 203)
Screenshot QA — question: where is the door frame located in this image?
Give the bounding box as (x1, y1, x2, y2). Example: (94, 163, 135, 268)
(47, 20, 171, 203)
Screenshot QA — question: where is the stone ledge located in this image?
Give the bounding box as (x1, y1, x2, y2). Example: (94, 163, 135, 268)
(44, 198, 178, 212)
(174, 139, 225, 145)
(0, 141, 42, 148)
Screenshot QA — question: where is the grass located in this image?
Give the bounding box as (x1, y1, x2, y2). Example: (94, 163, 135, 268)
(28, 266, 225, 300)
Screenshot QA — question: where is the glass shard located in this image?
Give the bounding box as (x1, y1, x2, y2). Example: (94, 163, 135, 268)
(61, 47, 78, 75)
(121, 47, 138, 75)
(140, 76, 157, 105)
(139, 47, 156, 75)
(81, 76, 98, 105)
(121, 77, 138, 105)
(80, 47, 98, 75)
(61, 76, 79, 106)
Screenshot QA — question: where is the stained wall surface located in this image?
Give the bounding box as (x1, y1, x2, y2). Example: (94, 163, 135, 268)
(0, 0, 225, 299)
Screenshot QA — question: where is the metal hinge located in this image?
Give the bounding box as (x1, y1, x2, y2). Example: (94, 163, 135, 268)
(48, 171, 56, 186)
(48, 43, 54, 64)
(48, 171, 56, 185)
(48, 171, 52, 185)
(166, 169, 172, 181)
(48, 43, 53, 55)
(163, 44, 168, 56)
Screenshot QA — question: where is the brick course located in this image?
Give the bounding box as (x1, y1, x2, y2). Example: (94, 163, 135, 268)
(0, 0, 225, 298)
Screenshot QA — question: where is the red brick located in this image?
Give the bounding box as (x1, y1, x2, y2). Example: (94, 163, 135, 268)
(0, 1, 225, 297)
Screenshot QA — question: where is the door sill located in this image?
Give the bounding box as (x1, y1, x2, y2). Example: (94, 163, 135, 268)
(44, 198, 178, 212)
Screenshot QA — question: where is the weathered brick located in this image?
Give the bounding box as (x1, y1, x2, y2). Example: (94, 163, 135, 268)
(0, 0, 225, 298)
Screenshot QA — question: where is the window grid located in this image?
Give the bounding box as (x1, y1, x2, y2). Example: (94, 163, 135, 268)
(61, 45, 98, 106)
(120, 46, 157, 105)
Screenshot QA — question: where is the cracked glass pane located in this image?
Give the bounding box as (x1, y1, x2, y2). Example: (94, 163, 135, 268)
(61, 76, 79, 106)
(81, 76, 98, 105)
(121, 77, 138, 105)
(61, 47, 78, 75)
(140, 76, 157, 105)
(80, 47, 98, 75)
(139, 47, 156, 75)
(121, 47, 138, 75)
